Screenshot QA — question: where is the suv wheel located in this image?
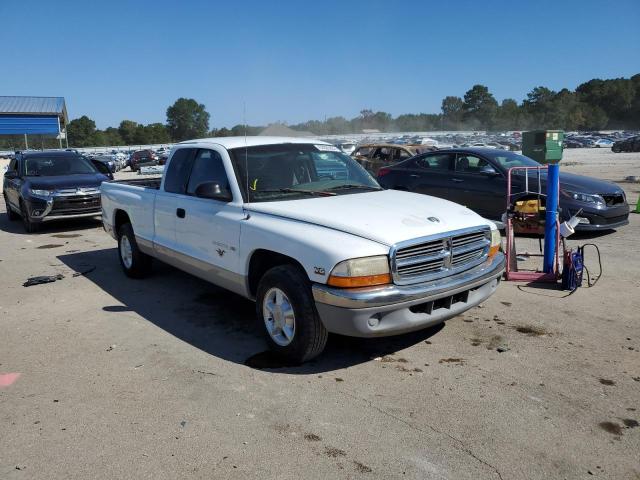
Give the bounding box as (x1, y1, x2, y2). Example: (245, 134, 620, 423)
(256, 265, 328, 363)
(117, 223, 151, 278)
(4, 196, 19, 221)
(20, 201, 40, 233)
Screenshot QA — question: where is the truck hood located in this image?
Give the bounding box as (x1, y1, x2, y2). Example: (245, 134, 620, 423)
(245, 190, 493, 246)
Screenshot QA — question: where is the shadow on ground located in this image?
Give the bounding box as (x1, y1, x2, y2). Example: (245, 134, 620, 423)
(57, 248, 443, 375)
(0, 208, 103, 236)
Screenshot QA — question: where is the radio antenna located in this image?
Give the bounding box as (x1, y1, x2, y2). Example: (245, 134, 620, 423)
(244, 102, 249, 204)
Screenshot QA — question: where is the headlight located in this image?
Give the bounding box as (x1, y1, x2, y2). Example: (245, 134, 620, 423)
(489, 228, 501, 258)
(562, 190, 604, 206)
(29, 189, 53, 197)
(327, 255, 391, 288)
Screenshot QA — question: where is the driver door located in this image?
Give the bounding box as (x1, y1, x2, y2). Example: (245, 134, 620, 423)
(173, 148, 244, 279)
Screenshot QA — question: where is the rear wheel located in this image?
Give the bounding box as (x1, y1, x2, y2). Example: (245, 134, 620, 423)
(256, 265, 328, 364)
(20, 201, 40, 233)
(4, 196, 18, 221)
(117, 223, 151, 278)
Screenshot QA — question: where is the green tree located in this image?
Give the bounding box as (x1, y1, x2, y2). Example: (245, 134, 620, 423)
(462, 85, 498, 129)
(166, 98, 210, 141)
(118, 120, 139, 145)
(441, 96, 464, 129)
(67, 116, 98, 147)
(103, 127, 123, 146)
(144, 123, 171, 143)
(523, 86, 556, 128)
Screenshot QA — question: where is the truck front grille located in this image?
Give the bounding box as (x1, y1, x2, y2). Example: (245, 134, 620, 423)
(391, 227, 490, 285)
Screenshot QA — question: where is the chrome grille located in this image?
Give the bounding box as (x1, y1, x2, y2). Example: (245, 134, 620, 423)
(56, 187, 101, 196)
(391, 227, 490, 285)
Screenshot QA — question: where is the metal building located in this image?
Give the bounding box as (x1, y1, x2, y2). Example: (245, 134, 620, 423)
(0, 96, 69, 148)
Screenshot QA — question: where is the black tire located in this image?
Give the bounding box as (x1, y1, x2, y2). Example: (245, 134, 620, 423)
(117, 223, 152, 278)
(256, 265, 328, 363)
(4, 196, 19, 221)
(20, 201, 40, 233)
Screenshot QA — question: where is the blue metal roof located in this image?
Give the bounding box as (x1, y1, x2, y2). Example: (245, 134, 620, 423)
(0, 96, 67, 121)
(0, 97, 68, 135)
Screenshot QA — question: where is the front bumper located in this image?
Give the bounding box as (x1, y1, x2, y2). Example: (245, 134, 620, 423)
(563, 203, 630, 231)
(312, 252, 505, 337)
(25, 194, 101, 223)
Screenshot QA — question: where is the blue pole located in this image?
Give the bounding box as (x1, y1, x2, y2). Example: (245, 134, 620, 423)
(543, 164, 559, 273)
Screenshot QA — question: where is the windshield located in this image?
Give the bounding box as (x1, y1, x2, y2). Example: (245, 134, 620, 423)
(486, 150, 540, 169)
(229, 144, 380, 202)
(23, 155, 99, 176)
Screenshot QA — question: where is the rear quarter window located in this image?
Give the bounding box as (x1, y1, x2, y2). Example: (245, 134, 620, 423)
(164, 148, 195, 194)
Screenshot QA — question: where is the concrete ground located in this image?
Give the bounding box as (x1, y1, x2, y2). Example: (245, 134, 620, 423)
(1, 147, 639, 479)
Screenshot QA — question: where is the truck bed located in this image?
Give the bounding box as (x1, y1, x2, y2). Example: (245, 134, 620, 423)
(108, 177, 161, 189)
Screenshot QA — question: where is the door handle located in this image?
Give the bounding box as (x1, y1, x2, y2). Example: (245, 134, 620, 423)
(176, 208, 186, 218)
(410, 174, 419, 178)
(451, 178, 464, 183)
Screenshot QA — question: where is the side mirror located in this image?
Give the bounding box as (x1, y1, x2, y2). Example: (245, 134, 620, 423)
(4, 170, 17, 179)
(194, 181, 232, 202)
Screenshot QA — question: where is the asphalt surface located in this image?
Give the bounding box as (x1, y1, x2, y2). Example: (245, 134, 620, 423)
(1, 148, 639, 479)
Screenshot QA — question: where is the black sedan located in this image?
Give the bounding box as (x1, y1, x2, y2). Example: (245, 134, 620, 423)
(3, 150, 112, 232)
(377, 148, 629, 231)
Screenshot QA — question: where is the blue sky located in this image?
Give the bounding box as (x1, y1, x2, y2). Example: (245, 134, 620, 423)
(1, 0, 638, 129)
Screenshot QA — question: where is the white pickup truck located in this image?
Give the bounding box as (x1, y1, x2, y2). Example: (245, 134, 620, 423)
(101, 137, 505, 363)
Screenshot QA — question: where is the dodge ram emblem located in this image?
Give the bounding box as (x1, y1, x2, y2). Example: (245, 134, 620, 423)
(216, 248, 225, 257)
(427, 217, 440, 223)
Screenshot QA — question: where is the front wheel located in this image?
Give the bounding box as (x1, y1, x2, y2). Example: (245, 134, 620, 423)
(117, 223, 151, 278)
(4, 196, 19, 221)
(20, 201, 40, 233)
(256, 265, 328, 364)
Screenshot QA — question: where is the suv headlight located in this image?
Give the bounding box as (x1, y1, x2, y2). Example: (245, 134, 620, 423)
(29, 189, 53, 197)
(562, 190, 605, 206)
(327, 255, 390, 288)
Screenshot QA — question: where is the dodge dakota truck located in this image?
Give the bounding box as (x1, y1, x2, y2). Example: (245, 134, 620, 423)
(101, 137, 505, 363)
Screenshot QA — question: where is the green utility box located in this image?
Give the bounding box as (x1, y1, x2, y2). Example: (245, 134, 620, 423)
(522, 130, 564, 164)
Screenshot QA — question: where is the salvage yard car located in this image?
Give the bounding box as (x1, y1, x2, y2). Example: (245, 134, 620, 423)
(352, 143, 436, 174)
(101, 137, 505, 363)
(377, 148, 630, 231)
(3, 150, 111, 232)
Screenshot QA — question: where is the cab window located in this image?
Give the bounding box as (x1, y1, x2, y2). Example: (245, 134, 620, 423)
(164, 148, 195, 194)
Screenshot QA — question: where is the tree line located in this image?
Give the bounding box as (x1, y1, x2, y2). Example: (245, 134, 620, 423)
(1, 74, 638, 150)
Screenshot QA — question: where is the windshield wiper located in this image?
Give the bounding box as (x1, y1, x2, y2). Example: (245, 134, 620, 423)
(326, 184, 382, 191)
(252, 188, 336, 197)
